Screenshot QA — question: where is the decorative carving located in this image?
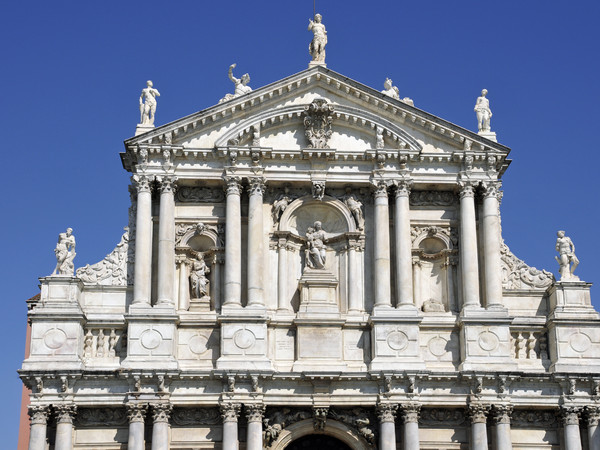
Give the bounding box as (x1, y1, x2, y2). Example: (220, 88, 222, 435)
(224, 176, 242, 196)
(329, 408, 376, 445)
(555, 230, 580, 281)
(376, 126, 385, 149)
(376, 404, 398, 423)
(474, 89, 492, 133)
(177, 186, 225, 203)
(394, 179, 412, 198)
(342, 188, 365, 230)
(248, 177, 266, 196)
(220, 403, 241, 423)
(245, 404, 266, 423)
(139, 80, 160, 126)
(126, 404, 148, 423)
(51, 228, 76, 276)
(381, 78, 400, 100)
(219, 63, 252, 103)
(157, 175, 176, 194)
(272, 186, 293, 225)
(400, 403, 421, 423)
(411, 225, 458, 249)
(584, 406, 600, 427)
(419, 408, 466, 426)
(28, 405, 50, 425)
(152, 404, 172, 423)
(55, 404, 77, 424)
(303, 98, 334, 149)
(251, 125, 261, 147)
(559, 407, 580, 426)
(189, 254, 210, 300)
(458, 181, 475, 198)
(263, 409, 312, 447)
(501, 242, 554, 289)
(305, 221, 328, 269)
(313, 407, 328, 431)
(511, 331, 546, 360)
(171, 408, 220, 426)
(467, 403, 490, 423)
(511, 409, 557, 428)
(312, 181, 326, 200)
(308, 14, 327, 64)
(490, 404, 513, 425)
(482, 181, 502, 199)
(371, 180, 389, 198)
(77, 229, 129, 285)
(76, 408, 127, 427)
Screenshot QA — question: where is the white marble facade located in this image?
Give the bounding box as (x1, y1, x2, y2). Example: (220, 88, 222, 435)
(21, 66, 600, 450)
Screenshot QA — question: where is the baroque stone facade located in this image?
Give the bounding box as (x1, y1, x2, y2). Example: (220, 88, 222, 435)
(20, 65, 600, 450)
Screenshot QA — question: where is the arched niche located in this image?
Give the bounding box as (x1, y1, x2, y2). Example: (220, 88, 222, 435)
(279, 195, 356, 236)
(177, 224, 220, 252)
(270, 419, 370, 450)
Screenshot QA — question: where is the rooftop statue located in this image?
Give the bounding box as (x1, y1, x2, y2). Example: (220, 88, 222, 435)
(139, 80, 160, 126)
(52, 228, 76, 276)
(555, 230, 580, 281)
(381, 78, 400, 100)
(219, 63, 252, 103)
(474, 89, 492, 133)
(308, 14, 327, 65)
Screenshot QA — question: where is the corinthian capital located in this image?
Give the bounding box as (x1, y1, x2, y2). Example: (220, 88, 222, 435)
(223, 176, 242, 196)
(394, 179, 413, 198)
(371, 180, 389, 199)
(157, 175, 177, 194)
(132, 174, 152, 193)
(152, 403, 172, 424)
(468, 403, 490, 424)
(245, 404, 266, 423)
(585, 406, 600, 427)
(28, 405, 50, 425)
(376, 403, 398, 423)
(220, 403, 241, 423)
(458, 180, 476, 199)
(482, 180, 502, 199)
(560, 406, 580, 426)
(247, 177, 266, 196)
(491, 404, 513, 425)
(55, 403, 77, 424)
(126, 403, 148, 423)
(400, 402, 421, 423)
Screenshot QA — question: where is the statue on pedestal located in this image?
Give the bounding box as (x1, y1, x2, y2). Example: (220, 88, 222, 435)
(139, 80, 160, 126)
(555, 230, 580, 281)
(308, 14, 327, 64)
(305, 221, 327, 269)
(52, 228, 76, 276)
(474, 89, 492, 133)
(190, 255, 210, 299)
(219, 63, 252, 103)
(382, 78, 400, 100)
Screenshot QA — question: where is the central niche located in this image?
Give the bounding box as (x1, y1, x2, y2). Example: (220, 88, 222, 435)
(285, 201, 350, 237)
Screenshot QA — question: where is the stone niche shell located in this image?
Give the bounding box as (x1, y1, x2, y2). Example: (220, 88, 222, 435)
(280, 195, 355, 236)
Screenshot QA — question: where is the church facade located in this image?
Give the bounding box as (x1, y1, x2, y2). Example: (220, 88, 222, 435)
(20, 63, 600, 450)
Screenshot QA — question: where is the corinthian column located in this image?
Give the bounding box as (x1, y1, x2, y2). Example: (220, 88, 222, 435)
(400, 403, 421, 450)
(373, 181, 392, 308)
(156, 176, 176, 306)
(223, 177, 242, 307)
(220, 403, 241, 450)
(247, 177, 266, 308)
(561, 407, 583, 450)
(132, 175, 152, 306)
(127, 403, 147, 450)
(27, 405, 49, 450)
(585, 406, 600, 450)
(151, 403, 172, 450)
(377, 403, 398, 450)
(54, 404, 77, 450)
(395, 180, 414, 308)
(245, 404, 265, 450)
(482, 181, 504, 309)
(492, 404, 513, 450)
(468, 403, 490, 450)
(459, 181, 481, 309)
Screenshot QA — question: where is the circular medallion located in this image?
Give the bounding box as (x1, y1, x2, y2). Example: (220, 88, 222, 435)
(478, 331, 499, 352)
(428, 336, 448, 357)
(387, 331, 409, 351)
(43, 328, 67, 349)
(188, 334, 209, 355)
(233, 329, 256, 349)
(140, 329, 162, 350)
(569, 332, 592, 353)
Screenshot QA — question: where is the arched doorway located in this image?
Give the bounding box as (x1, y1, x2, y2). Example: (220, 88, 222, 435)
(286, 434, 352, 450)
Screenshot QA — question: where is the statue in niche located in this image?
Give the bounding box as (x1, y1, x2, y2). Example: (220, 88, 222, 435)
(342, 188, 364, 231)
(381, 78, 400, 100)
(52, 228, 76, 276)
(474, 89, 492, 132)
(305, 221, 328, 269)
(555, 230, 580, 281)
(272, 186, 293, 224)
(308, 14, 327, 63)
(219, 63, 252, 103)
(139, 80, 160, 126)
(190, 255, 210, 299)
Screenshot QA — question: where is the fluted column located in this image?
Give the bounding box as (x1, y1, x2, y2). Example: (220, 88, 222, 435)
(151, 403, 172, 450)
(377, 404, 398, 450)
(395, 180, 414, 307)
(245, 404, 265, 450)
(459, 181, 481, 309)
(585, 406, 600, 450)
(156, 176, 176, 306)
(177, 257, 189, 311)
(220, 403, 241, 450)
(491, 405, 513, 450)
(400, 403, 421, 450)
(28, 405, 49, 450)
(482, 181, 503, 309)
(132, 175, 152, 305)
(223, 177, 242, 307)
(468, 403, 490, 450)
(54, 404, 77, 450)
(247, 177, 266, 307)
(127, 403, 147, 450)
(277, 235, 290, 311)
(373, 181, 392, 308)
(561, 407, 583, 450)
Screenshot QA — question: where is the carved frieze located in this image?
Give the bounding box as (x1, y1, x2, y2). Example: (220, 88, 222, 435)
(419, 408, 466, 427)
(303, 98, 334, 149)
(410, 190, 457, 206)
(329, 408, 376, 445)
(511, 409, 557, 428)
(171, 407, 220, 426)
(76, 407, 127, 427)
(176, 186, 225, 203)
(501, 242, 554, 290)
(76, 229, 129, 286)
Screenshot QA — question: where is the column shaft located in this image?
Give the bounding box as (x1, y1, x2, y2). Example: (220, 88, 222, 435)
(373, 182, 391, 308)
(157, 177, 176, 305)
(589, 425, 600, 450)
(54, 405, 76, 450)
(565, 424, 583, 450)
(468, 404, 489, 450)
(412, 258, 421, 305)
(277, 239, 289, 310)
(377, 404, 398, 450)
(347, 244, 361, 312)
(128, 422, 145, 450)
(212, 255, 222, 311)
(482, 183, 503, 308)
(495, 423, 513, 450)
(395, 181, 414, 307)
(28, 406, 49, 450)
(459, 183, 481, 308)
(177, 260, 189, 310)
(247, 178, 265, 307)
(151, 404, 172, 450)
(133, 175, 152, 305)
(245, 405, 265, 450)
(224, 177, 242, 307)
(404, 421, 420, 450)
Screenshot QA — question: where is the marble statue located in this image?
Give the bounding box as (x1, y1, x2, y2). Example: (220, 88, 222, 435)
(52, 228, 76, 276)
(306, 221, 327, 269)
(474, 89, 492, 132)
(555, 230, 580, 281)
(343, 188, 365, 230)
(308, 14, 327, 64)
(139, 80, 160, 126)
(219, 64, 252, 103)
(272, 187, 292, 224)
(381, 78, 400, 100)
(190, 255, 210, 299)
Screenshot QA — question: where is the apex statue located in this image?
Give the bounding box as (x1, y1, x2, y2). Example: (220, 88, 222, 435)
(308, 13, 327, 66)
(139, 80, 160, 126)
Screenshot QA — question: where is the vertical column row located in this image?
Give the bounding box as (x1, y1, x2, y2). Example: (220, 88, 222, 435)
(54, 404, 77, 450)
(27, 405, 50, 450)
(151, 404, 172, 450)
(132, 175, 153, 305)
(220, 403, 242, 450)
(481, 181, 503, 309)
(126, 404, 147, 450)
(156, 176, 176, 306)
(468, 403, 490, 450)
(376, 403, 398, 450)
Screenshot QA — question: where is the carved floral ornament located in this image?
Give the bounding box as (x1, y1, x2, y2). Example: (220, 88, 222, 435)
(303, 98, 334, 149)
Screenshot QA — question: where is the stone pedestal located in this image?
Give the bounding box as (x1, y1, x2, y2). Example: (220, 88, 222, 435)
(297, 269, 339, 317)
(216, 311, 272, 370)
(189, 296, 211, 312)
(135, 124, 155, 136)
(478, 131, 497, 142)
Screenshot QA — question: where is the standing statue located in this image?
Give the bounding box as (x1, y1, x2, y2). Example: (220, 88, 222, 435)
(305, 221, 327, 269)
(343, 188, 365, 230)
(474, 89, 492, 133)
(219, 63, 252, 103)
(190, 255, 210, 299)
(308, 14, 327, 64)
(381, 78, 400, 100)
(272, 187, 293, 224)
(52, 228, 76, 276)
(139, 80, 160, 126)
(555, 230, 580, 281)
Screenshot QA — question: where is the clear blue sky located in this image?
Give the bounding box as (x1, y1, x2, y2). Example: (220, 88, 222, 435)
(1, 1, 599, 446)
